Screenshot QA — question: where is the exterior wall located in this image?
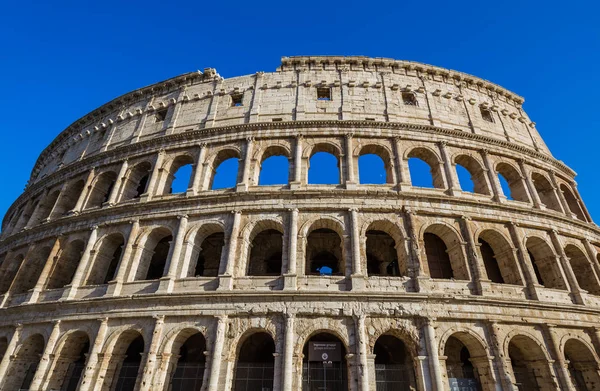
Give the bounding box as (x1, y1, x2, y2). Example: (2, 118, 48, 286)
(0, 56, 599, 390)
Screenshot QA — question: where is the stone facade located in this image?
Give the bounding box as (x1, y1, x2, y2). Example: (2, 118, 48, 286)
(0, 56, 598, 390)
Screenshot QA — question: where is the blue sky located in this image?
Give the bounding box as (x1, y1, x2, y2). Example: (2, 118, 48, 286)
(1, 1, 599, 220)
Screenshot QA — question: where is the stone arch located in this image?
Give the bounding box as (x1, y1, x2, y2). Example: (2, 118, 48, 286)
(564, 244, 600, 295)
(362, 219, 407, 277)
(357, 143, 394, 185)
(206, 148, 242, 190)
(11, 243, 52, 295)
(373, 332, 418, 390)
(45, 330, 91, 391)
(185, 221, 226, 278)
(300, 329, 350, 391)
(307, 142, 343, 185)
(560, 183, 587, 221)
(85, 232, 126, 286)
(495, 161, 530, 202)
(255, 144, 292, 186)
(242, 219, 285, 277)
(120, 161, 153, 201)
(421, 223, 469, 280)
(233, 330, 277, 391)
(505, 332, 556, 390)
(302, 217, 347, 276)
(159, 153, 195, 195)
(102, 329, 146, 391)
(162, 327, 208, 391)
(406, 146, 445, 189)
(133, 226, 174, 281)
(84, 170, 117, 209)
(531, 171, 562, 212)
(454, 154, 491, 195)
(46, 238, 86, 290)
(0, 251, 25, 294)
(33, 187, 61, 224)
(4, 333, 46, 391)
(51, 178, 86, 218)
(477, 229, 523, 285)
(525, 236, 568, 290)
(562, 337, 600, 390)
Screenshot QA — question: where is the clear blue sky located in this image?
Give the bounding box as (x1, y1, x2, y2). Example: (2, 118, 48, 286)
(1, 1, 599, 221)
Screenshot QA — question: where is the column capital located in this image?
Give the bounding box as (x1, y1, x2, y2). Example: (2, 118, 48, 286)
(288, 208, 299, 213)
(460, 215, 472, 221)
(345, 133, 354, 139)
(177, 214, 189, 220)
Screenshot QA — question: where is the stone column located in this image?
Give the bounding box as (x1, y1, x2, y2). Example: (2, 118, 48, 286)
(64, 226, 99, 299)
(484, 321, 515, 391)
(29, 320, 61, 391)
(403, 207, 424, 292)
(517, 160, 541, 208)
(0, 324, 22, 383)
(207, 315, 228, 391)
(393, 137, 409, 191)
(108, 220, 140, 296)
(350, 208, 365, 290)
(24, 188, 49, 228)
(282, 313, 295, 391)
(291, 135, 303, 189)
(46, 182, 69, 221)
(29, 236, 62, 303)
(571, 182, 593, 223)
(141, 149, 166, 201)
(161, 215, 189, 293)
(549, 171, 572, 217)
(480, 149, 505, 202)
(459, 216, 487, 295)
(106, 159, 129, 205)
(236, 137, 254, 192)
(582, 239, 600, 286)
(355, 314, 370, 391)
(284, 209, 299, 290)
(188, 143, 207, 196)
(423, 318, 444, 391)
(345, 134, 356, 189)
(438, 141, 457, 195)
(549, 229, 585, 305)
(78, 318, 109, 391)
(543, 324, 575, 391)
(249, 72, 264, 122)
(507, 222, 540, 300)
(219, 211, 241, 290)
(139, 315, 165, 391)
(72, 168, 96, 213)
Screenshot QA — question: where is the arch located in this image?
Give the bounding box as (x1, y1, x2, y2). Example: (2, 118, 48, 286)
(104, 330, 145, 391)
(422, 223, 469, 280)
(563, 338, 600, 390)
(121, 161, 152, 201)
(304, 218, 346, 276)
(454, 154, 490, 195)
(247, 222, 284, 276)
(525, 236, 567, 290)
(560, 184, 587, 221)
(210, 149, 241, 190)
(373, 333, 417, 390)
(564, 244, 600, 295)
(34, 188, 61, 224)
(365, 227, 401, 277)
(45, 330, 90, 391)
(531, 172, 562, 212)
(161, 154, 195, 195)
(407, 147, 445, 189)
(11, 244, 52, 294)
(167, 329, 207, 391)
(233, 331, 276, 391)
(358, 144, 394, 185)
(188, 223, 225, 278)
(51, 179, 86, 218)
(257, 145, 291, 186)
(3, 333, 46, 390)
(46, 239, 86, 290)
(308, 143, 341, 185)
(85, 233, 125, 285)
(0, 252, 25, 294)
(507, 333, 555, 390)
(302, 332, 348, 391)
(84, 170, 117, 209)
(496, 162, 529, 202)
(478, 230, 523, 285)
(443, 331, 491, 391)
(134, 227, 173, 281)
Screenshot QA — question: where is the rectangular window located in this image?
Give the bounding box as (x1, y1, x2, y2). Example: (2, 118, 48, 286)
(402, 92, 417, 106)
(480, 107, 494, 123)
(272, 118, 283, 122)
(231, 93, 243, 107)
(155, 108, 168, 122)
(317, 87, 331, 101)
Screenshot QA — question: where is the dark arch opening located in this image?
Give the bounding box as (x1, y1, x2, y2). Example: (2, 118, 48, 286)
(496, 163, 529, 203)
(170, 163, 193, 194)
(455, 155, 490, 195)
(112, 334, 145, 391)
(171, 332, 207, 391)
(85, 234, 125, 286)
(444, 336, 482, 389)
(145, 235, 173, 280)
(560, 184, 586, 221)
(248, 229, 283, 276)
(192, 232, 224, 277)
(531, 173, 562, 212)
(479, 238, 504, 284)
(526, 237, 567, 290)
(366, 230, 399, 276)
(564, 339, 600, 391)
(11, 245, 51, 295)
(46, 332, 90, 391)
(306, 228, 343, 275)
(51, 179, 85, 218)
(4, 334, 45, 391)
(424, 233, 453, 279)
(564, 245, 600, 295)
(46, 239, 86, 290)
(302, 333, 348, 391)
(509, 335, 553, 390)
(122, 162, 152, 201)
(234, 332, 275, 391)
(374, 335, 416, 390)
(85, 171, 117, 209)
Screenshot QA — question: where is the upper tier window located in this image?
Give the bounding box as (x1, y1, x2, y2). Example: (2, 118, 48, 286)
(231, 93, 243, 107)
(402, 92, 417, 106)
(317, 87, 331, 101)
(155, 108, 168, 122)
(480, 107, 494, 123)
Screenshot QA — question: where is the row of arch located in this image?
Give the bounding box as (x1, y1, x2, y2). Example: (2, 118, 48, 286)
(1, 318, 599, 391)
(3, 137, 589, 239)
(1, 212, 600, 304)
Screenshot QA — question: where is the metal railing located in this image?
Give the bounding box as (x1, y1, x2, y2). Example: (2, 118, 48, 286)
(170, 362, 206, 391)
(234, 362, 275, 391)
(375, 364, 417, 391)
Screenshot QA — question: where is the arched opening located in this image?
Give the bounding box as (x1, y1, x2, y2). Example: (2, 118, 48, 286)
(169, 331, 207, 391)
(308, 147, 341, 185)
(248, 229, 283, 276)
(3, 334, 45, 391)
(258, 147, 290, 186)
(0, 252, 25, 294)
(45, 331, 90, 391)
(366, 230, 399, 276)
(455, 155, 490, 195)
(564, 339, 600, 391)
(0, 337, 7, 361)
(34, 189, 61, 224)
(46, 239, 85, 290)
(11, 245, 52, 294)
(358, 154, 389, 185)
(121, 162, 152, 201)
(106, 332, 145, 391)
(407, 148, 444, 189)
(560, 184, 586, 221)
(508, 335, 554, 390)
(190, 230, 224, 277)
(374, 334, 416, 390)
(478, 231, 523, 286)
(211, 150, 240, 190)
(424, 233, 453, 279)
(135, 228, 173, 281)
(531, 173, 562, 212)
(163, 155, 195, 194)
(525, 237, 567, 290)
(85, 233, 125, 286)
(85, 171, 117, 209)
(306, 226, 344, 276)
(422, 225, 469, 281)
(496, 163, 529, 202)
(444, 335, 488, 390)
(302, 332, 348, 391)
(564, 245, 600, 295)
(234, 332, 275, 391)
(51, 179, 85, 218)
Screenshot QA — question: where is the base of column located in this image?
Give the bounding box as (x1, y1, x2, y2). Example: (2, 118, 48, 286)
(158, 276, 175, 293)
(289, 181, 302, 190)
(186, 188, 197, 197)
(217, 275, 234, 290)
(283, 274, 297, 290)
(105, 280, 122, 297)
(351, 274, 366, 291)
(345, 181, 357, 190)
(236, 183, 248, 192)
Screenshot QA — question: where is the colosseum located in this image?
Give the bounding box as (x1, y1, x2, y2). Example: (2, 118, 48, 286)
(0, 55, 598, 391)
